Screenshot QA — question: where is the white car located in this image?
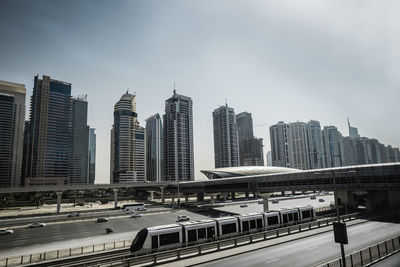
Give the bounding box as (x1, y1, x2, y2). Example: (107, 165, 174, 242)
(131, 213, 142, 218)
(0, 229, 14, 235)
(177, 215, 190, 221)
(137, 207, 147, 211)
(27, 222, 46, 228)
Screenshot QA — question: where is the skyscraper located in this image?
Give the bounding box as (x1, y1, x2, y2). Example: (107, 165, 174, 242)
(70, 96, 89, 184)
(146, 114, 163, 182)
(163, 90, 194, 181)
(269, 121, 290, 167)
(25, 75, 72, 186)
(305, 120, 325, 169)
(212, 104, 239, 168)
(348, 118, 360, 139)
(322, 126, 344, 167)
(266, 151, 272, 166)
(236, 112, 264, 166)
(288, 122, 308, 170)
(111, 92, 146, 183)
(0, 80, 26, 187)
(88, 128, 96, 184)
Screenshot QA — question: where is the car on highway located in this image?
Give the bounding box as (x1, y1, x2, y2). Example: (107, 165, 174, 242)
(310, 195, 316, 200)
(67, 212, 80, 217)
(27, 222, 46, 228)
(240, 204, 248, 208)
(272, 200, 279, 204)
(0, 229, 14, 235)
(137, 207, 147, 211)
(319, 198, 325, 202)
(177, 215, 190, 221)
(131, 213, 142, 218)
(96, 218, 108, 223)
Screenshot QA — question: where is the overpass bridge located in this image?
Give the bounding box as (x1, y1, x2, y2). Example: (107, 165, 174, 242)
(1, 163, 399, 213)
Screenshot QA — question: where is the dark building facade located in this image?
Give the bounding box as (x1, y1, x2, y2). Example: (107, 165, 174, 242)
(88, 128, 96, 184)
(146, 114, 163, 182)
(236, 112, 264, 166)
(163, 90, 194, 181)
(212, 104, 239, 168)
(70, 96, 89, 184)
(25, 75, 72, 186)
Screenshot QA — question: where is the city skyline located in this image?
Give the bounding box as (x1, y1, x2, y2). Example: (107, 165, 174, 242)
(1, 1, 399, 183)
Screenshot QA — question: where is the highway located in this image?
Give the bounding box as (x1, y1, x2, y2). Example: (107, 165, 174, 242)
(195, 220, 400, 267)
(0, 209, 209, 258)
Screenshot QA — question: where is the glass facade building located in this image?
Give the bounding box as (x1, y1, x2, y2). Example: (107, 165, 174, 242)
(88, 128, 96, 184)
(146, 114, 162, 182)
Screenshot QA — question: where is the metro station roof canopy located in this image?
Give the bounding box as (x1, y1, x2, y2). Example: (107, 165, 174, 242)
(201, 166, 301, 179)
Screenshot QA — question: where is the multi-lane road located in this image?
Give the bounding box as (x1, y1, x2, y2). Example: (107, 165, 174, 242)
(194, 220, 400, 267)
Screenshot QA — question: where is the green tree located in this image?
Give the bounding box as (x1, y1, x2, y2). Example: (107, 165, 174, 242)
(30, 193, 45, 209)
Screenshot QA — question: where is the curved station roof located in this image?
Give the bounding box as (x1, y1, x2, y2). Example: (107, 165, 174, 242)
(201, 166, 301, 179)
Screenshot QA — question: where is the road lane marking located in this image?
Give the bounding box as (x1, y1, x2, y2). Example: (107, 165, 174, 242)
(306, 245, 319, 251)
(265, 258, 279, 263)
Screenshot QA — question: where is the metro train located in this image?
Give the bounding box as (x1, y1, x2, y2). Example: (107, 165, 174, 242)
(130, 205, 316, 252)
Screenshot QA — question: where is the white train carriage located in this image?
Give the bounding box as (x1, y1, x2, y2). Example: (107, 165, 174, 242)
(263, 211, 281, 229)
(236, 212, 264, 233)
(179, 219, 217, 244)
(274, 208, 300, 226)
(297, 205, 316, 222)
(130, 224, 183, 252)
(214, 216, 239, 237)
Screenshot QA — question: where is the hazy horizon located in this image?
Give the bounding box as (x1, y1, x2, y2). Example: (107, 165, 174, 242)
(1, 0, 399, 183)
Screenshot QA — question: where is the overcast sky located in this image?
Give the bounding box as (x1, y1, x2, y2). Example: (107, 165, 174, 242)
(1, 0, 399, 183)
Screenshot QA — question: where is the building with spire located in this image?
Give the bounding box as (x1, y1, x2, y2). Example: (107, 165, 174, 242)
(110, 91, 146, 183)
(348, 118, 360, 139)
(163, 89, 194, 181)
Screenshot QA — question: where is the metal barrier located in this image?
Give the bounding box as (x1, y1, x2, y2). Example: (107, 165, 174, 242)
(0, 240, 131, 267)
(0, 212, 361, 267)
(317, 235, 400, 267)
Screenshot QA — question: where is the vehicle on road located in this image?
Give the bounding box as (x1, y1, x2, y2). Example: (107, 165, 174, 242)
(319, 198, 325, 202)
(27, 222, 46, 228)
(67, 212, 80, 217)
(96, 218, 108, 223)
(272, 200, 279, 204)
(131, 213, 142, 218)
(310, 196, 316, 200)
(240, 204, 248, 208)
(177, 215, 190, 221)
(123, 203, 146, 212)
(106, 227, 113, 234)
(131, 205, 316, 253)
(0, 229, 13, 235)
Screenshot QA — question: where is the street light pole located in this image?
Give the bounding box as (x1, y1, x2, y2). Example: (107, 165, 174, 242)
(332, 171, 346, 267)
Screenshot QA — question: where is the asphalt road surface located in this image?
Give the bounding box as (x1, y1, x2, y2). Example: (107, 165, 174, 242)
(196, 220, 400, 267)
(371, 252, 400, 267)
(0, 209, 209, 257)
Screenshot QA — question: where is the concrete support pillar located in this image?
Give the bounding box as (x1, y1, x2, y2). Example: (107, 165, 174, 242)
(245, 192, 249, 198)
(160, 187, 165, 205)
(185, 195, 189, 205)
(113, 189, 118, 209)
(149, 191, 154, 201)
(281, 191, 285, 196)
(291, 190, 295, 195)
(171, 193, 175, 203)
(56, 192, 62, 214)
(258, 193, 272, 213)
(231, 192, 236, 200)
(197, 193, 204, 202)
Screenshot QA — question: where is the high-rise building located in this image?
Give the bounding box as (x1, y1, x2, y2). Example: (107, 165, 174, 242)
(288, 122, 308, 170)
(266, 151, 272, 166)
(163, 90, 194, 181)
(111, 92, 146, 183)
(236, 112, 264, 166)
(348, 118, 360, 139)
(342, 136, 357, 166)
(322, 126, 344, 167)
(270, 121, 290, 168)
(0, 80, 26, 187)
(25, 75, 72, 186)
(88, 128, 96, 184)
(305, 120, 325, 169)
(146, 114, 163, 182)
(70, 96, 89, 184)
(212, 104, 239, 168)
